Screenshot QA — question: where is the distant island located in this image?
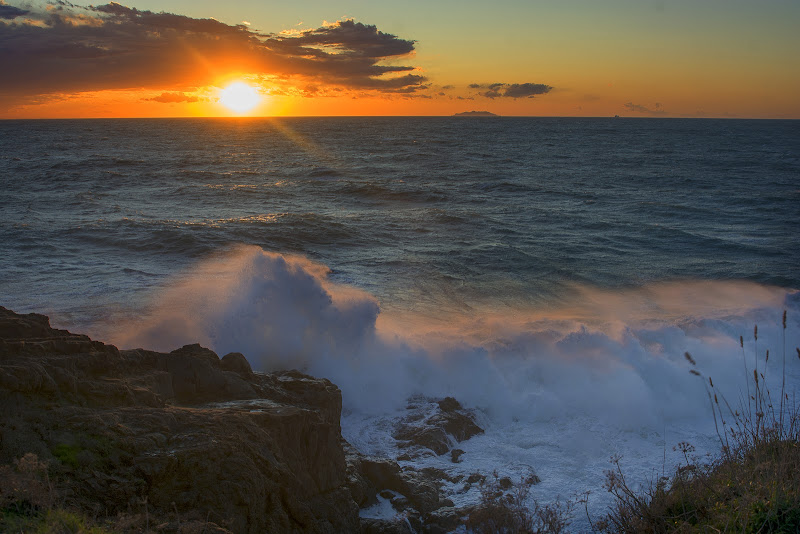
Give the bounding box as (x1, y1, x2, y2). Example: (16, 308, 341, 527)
(453, 111, 498, 117)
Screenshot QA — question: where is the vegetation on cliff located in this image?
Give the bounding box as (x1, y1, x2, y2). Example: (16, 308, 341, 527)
(592, 316, 800, 533)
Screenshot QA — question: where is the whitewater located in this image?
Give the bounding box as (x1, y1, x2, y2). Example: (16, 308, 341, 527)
(1, 117, 799, 528)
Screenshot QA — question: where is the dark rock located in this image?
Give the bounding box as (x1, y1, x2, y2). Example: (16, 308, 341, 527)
(466, 472, 484, 484)
(360, 518, 414, 534)
(420, 467, 461, 484)
(0, 307, 360, 533)
(220, 352, 252, 375)
(393, 397, 483, 458)
(0, 307, 56, 339)
(360, 457, 405, 494)
(398, 470, 442, 515)
(394, 424, 451, 456)
(426, 506, 465, 533)
(437, 396, 461, 412)
(451, 448, 465, 463)
(390, 494, 409, 510)
(170, 343, 220, 364)
(342, 441, 378, 507)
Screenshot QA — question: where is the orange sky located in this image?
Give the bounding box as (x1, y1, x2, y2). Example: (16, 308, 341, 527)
(1, 1, 798, 118)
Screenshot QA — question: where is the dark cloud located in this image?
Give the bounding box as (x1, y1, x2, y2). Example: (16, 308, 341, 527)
(145, 92, 199, 103)
(622, 101, 667, 115)
(503, 83, 551, 98)
(469, 82, 552, 99)
(0, 2, 28, 19)
(0, 2, 425, 104)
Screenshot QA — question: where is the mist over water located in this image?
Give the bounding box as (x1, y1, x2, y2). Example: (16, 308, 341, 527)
(2, 117, 799, 524)
(109, 245, 799, 423)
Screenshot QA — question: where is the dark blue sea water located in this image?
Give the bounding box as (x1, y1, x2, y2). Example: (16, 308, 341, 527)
(2, 118, 798, 325)
(2, 117, 799, 523)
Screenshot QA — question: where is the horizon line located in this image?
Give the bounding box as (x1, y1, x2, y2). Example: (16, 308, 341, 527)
(1, 115, 797, 121)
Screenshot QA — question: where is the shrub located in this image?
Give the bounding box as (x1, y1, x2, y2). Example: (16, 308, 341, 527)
(0, 452, 54, 515)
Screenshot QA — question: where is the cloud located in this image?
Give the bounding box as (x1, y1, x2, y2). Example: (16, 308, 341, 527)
(623, 101, 667, 115)
(0, 2, 426, 104)
(470, 82, 552, 99)
(0, 1, 27, 19)
(145, 92, 200, 103)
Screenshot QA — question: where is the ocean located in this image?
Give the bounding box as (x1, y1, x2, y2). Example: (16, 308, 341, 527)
(2, 117, 799, 527)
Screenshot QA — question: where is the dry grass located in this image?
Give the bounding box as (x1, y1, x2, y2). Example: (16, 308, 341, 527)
(0, 453, 230, 533)
(596, 311, 800, 533)
(0, 452, 112, 533)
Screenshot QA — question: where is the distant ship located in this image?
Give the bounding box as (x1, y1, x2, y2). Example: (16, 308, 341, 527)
(453, 111, 499, 117)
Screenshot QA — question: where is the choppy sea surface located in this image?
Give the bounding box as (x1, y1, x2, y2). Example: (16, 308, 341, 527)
(2, 117, 799, 528)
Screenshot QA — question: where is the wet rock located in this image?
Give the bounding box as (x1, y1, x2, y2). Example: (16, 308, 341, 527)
(343, 441, 378, 507)
(390, 493, 409, 510)
(426, 506, 466, 534)
(361, 457, 406, 494)
(437, 396, 461, 412)
(466, 472, 484, 484)
(392, 396, 484, 458)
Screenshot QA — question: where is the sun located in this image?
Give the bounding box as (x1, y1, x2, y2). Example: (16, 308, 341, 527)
(219, 82, 261, 114)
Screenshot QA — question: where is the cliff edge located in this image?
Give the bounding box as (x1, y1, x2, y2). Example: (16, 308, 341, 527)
(0, 306, 359, 533)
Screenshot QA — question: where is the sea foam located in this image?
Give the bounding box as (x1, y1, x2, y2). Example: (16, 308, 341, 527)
(112, 245, 799, 422)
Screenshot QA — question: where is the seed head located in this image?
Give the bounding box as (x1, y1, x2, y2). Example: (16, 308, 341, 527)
(783, 310, 787, 329)
(766, 349, 769, 363)
(709, 377, 714, 388)
(684, 352, 696, 366)
(690, 369, 700, 376)
(754, 325, 758, 341)
(740, 336, 744, 348)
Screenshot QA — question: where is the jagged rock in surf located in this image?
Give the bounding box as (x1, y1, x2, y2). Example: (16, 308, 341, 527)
(393, 396, 484, 459)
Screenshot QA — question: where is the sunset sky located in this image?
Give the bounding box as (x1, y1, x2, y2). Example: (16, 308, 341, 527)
(1, 0, 798, 118)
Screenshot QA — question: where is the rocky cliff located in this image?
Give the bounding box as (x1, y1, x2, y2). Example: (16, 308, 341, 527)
(0, 307, 489, 533)
(0, 306, 359, 533)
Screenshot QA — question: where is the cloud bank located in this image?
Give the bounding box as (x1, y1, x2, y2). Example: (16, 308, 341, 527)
(0, 1, 426, 103)
(470, 82, 552, 99)
(623, 101, 667, 115)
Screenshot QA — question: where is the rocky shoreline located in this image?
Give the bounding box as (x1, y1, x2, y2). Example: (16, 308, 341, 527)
(0, 306, 489, 533)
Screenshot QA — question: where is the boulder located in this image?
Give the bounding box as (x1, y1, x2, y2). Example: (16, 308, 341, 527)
(393, 396, 484, 458)
(220, 352, 252, 375)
